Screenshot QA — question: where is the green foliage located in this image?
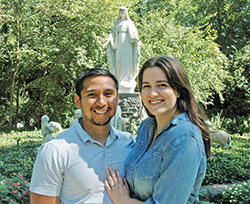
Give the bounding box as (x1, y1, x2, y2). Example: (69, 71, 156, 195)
(209, 112, 250, 135)
(0, 174, 30, 204)
(0, 0, 248, 134)
(0, 0, 116, 128)
(130, 118, 140, 140)
(218, 182, 250, 204)
(203, 134, 250, 185)
(220, 44, 250, 133)
(207, 44, 250, 134)
(131, 8, 228, 106)
(134, 0, 250, 56)
(0, 129, 62, 203)
(220, 116, 250, 135)
(0, 130, 42, 179)
(210, 0, 250, 56)
(130, 0, 249, 135)
(225, 44, 250, 113)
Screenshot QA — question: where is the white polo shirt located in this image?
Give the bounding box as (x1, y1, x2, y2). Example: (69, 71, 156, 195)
(30, 118, 134, 204)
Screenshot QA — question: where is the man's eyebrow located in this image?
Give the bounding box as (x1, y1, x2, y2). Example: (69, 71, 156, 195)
(86, 89, 96, 93)
(105, 88, 115, 92)
(85, 88, 115, 93)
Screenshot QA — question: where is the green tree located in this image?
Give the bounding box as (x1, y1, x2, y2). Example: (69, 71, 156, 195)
(130, 0, 249, 132)
(0, 0, 231, 129)
(0, 0, 118, 128)
(0, 0, 29, 127)
(221, 44, 250, 133)
(133, 0, 250, 55)
(128, 6, 228, 106)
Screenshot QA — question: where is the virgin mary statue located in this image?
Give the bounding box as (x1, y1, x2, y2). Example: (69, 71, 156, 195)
(105, 6, 140, 93)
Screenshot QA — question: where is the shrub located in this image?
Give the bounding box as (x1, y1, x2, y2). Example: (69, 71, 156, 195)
(0, 174, 30, 204)
(222, 44, 250, 120)
(203, 134, 250, 185)
(221, 116, 250, 135)
(218, 182, 250, 204)
(208, 112, 250, 135)
(0, 130, 42, 179)
(208, 44, 250, 134)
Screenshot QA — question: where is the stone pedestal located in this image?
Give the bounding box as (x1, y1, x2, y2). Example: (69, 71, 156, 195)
(118, 92, 145, 133)
(119, 82, 137, 93)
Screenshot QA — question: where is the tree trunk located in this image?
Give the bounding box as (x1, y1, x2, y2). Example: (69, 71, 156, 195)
(15, 81, 20, 125)
(9, 30, 20, 128)
(217, 0, 222, 42)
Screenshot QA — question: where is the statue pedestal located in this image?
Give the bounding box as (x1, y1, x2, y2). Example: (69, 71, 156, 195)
(119, 81, 137, 93)
(119, 86, 136, 93)
(118, 92, 145, 133)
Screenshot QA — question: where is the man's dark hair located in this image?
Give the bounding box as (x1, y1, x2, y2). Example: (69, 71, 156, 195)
(75, 68, 119, 98)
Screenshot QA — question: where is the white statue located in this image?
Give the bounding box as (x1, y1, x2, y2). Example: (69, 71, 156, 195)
(16, 121, 24, 129)
(49, 121, 63, 133)
(210, 130, 232, 148)
(69, 109, 82, 127)
(41, 115, 54, 144)
(105, 6, 140, 93)
(111, 105, 126, 131)
(29, 118, 35, 128)
(206, 121, 232, 148)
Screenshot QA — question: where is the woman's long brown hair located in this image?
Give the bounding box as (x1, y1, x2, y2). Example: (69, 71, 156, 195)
(138, 56, 211, 157)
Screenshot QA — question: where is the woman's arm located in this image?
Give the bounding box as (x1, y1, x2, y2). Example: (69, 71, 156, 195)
(104, 167, 144, 204)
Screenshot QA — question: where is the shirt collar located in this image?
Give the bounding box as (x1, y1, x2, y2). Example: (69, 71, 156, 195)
(170, 112, 189, 125)
(109, 125, 122, 139)
(145, 112, 190, 131)
(74, 118, 120, 144)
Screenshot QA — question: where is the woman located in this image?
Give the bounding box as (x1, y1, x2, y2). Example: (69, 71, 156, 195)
(104, 56, 211, 204)
(105, 6, 140, 93)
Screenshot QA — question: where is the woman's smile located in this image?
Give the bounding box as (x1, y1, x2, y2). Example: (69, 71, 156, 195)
(149, 99, 164, 105)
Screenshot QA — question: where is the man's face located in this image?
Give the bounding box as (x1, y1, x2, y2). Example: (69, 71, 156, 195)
(74, 75, 119, 127)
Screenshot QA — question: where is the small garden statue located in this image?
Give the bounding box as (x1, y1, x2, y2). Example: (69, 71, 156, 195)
(16, 121, 24, 129)
(206, 121, 232, 148)
(111, 105, 126, 131)
(41, 115, 54, 144)
(69, 109, 82, 127)
(29, 118, 35, 128)
(105, 6, 140, 93)
(49, 121, 63, 133)
(210, 130, 232, 148)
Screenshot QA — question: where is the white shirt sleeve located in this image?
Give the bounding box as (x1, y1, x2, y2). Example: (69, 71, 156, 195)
(30, 142, 66, 196)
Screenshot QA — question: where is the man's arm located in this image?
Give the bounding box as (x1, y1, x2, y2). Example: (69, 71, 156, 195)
(30, 143, 64, 204)
(30, 191, 59, 204)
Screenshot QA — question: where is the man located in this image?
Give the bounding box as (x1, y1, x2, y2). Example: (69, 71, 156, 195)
(30, 68, 134, 204)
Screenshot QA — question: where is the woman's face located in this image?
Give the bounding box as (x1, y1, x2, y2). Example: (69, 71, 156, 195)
(141, 66, 179, 118)
(119, 10, 126, 19)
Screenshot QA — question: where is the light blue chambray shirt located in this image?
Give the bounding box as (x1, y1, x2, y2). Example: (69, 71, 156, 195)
(30, 118, 134, 204)
(126, 113, 207, 204)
